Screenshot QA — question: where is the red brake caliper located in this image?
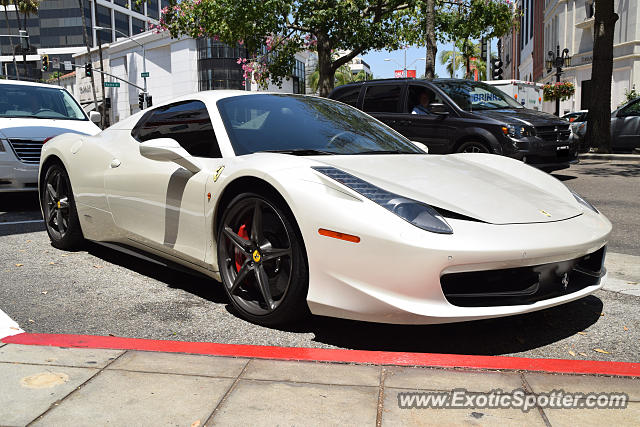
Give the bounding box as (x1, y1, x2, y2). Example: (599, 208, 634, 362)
(234, 224, 249, 272)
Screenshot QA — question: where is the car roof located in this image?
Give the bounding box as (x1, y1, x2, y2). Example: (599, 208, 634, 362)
(0, 79, 64, 89)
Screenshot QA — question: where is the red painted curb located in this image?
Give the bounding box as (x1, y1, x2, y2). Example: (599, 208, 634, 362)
(3, 333, 639, 377)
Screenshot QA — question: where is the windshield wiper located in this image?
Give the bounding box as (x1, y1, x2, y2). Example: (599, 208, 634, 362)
(259, 148, 336, 156)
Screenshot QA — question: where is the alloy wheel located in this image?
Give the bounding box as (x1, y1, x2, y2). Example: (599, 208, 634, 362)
(219, 197, 294, 316)
(43, 167, 71, 239)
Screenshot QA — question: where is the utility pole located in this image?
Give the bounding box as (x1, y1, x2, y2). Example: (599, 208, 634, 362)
(78, 0, 98, 112)
(93, 1, 107, 128)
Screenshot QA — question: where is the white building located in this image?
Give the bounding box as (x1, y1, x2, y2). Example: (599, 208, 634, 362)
(519, 0, 535, 82)
(542, 0, 640, 114)
(74, 30, 310, 125)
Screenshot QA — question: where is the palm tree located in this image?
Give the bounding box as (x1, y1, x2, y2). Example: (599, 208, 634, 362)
(309, 65, 370, 93)
(438, 47, 463, 78)
(1, 0, 20, 79)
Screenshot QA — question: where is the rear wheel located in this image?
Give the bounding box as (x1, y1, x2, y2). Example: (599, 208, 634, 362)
(456, 141, 490, 153)
(217, 192, 309, 326)
(40, 163, 84, 250)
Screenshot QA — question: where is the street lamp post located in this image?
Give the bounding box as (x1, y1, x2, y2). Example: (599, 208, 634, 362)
(546, 45, 572, 116)
(384, 57, 425, 78)
(95, 26, 147, 101)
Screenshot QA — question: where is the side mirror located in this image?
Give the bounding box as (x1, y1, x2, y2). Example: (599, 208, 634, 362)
(428, 102, 449, 116)
(139, 138, 202, 173)
(412, 141, 429, 153)
(89, 111, 101, 124)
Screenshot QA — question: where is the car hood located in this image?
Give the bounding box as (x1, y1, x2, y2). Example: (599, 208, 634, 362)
(472, 108, 568, 128)
(312, 154, 582, 225)
(0, 117, 101, 139)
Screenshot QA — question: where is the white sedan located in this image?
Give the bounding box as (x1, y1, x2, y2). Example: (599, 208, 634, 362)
(38, 91, 611, 326)
(1, 80, 101, 192)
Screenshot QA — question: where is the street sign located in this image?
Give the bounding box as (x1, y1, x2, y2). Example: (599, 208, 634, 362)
(141, 72, 149, 78)
(394, 70, 416, 78)
(52, 57, 60, 70)
(64, 60, 72, 71)
(104, 82, 120, 87)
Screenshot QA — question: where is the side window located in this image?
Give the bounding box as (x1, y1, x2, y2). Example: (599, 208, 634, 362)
(620, 99, 640, 117)
(362, 84, 403, 113)
(407, 85, 447, 114)
(332, 86, 361, 107)
(132, 100, 222, 158)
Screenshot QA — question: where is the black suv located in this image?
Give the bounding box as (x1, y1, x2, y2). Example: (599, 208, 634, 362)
(329, 78, 579, 171)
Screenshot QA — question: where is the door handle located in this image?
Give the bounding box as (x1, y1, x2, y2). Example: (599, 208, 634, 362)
(110, 158, 121, 168)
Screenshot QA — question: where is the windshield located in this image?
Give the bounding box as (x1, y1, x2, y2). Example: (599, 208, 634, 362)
(0, 84, 88, 120)
(433, 80, 523, 111)
(217, 94, 423, 156)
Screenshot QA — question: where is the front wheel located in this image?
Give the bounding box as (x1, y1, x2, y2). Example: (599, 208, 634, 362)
(456, 141, 490, 153)
(40, 163, 84, 250)
(217, 193, 309, 326)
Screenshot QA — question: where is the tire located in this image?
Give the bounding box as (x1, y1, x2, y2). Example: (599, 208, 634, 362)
(40, 163, 84, 250)
(456, 141, 490, 153)
(216, 192, 309, 326)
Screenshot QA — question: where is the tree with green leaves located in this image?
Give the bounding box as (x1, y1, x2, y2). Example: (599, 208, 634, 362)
(404, 0, 515, 80)
(158, 0, 412, 96)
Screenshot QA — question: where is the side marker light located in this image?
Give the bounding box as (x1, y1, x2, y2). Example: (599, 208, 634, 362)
(318, 228, 360, 243)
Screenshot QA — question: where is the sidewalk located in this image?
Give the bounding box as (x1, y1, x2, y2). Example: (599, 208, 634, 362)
(1, 334, 639, 426)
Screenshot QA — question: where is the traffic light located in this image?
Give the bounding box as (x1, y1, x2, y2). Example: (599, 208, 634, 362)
(84, 63, 92, 77)
(492, 58, 503, 80)
(138, 92, 145, 110)
(41, 55, 49, 72)
(481, 39, 487, 61)
(146, 95, 152, 107)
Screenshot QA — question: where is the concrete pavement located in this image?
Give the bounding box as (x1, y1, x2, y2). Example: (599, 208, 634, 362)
(0, 339, 639, 426)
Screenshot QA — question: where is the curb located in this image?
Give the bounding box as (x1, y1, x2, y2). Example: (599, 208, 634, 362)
(579, 153, 640, 161)
(3, 333, 639, 378)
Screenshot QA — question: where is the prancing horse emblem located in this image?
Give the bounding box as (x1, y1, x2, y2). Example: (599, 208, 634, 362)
(562, 273, 569, 290)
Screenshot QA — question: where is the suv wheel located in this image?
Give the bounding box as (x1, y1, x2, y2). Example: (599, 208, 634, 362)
(456, 141, 490, 153)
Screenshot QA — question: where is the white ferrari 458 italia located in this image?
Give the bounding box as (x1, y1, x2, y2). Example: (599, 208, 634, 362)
(38, 91, 611, 326)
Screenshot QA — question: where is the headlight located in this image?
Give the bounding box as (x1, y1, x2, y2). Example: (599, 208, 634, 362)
(501, 124, 534, 139)
(572, 190, 599, 214)
(312, 166, 453, 234)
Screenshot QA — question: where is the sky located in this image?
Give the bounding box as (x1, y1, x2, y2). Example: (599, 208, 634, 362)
(361, 39, 499, 79)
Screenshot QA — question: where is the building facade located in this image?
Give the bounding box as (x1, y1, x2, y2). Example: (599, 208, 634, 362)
(74, 31, 310, 125)
(542, 0, 639, 114)
(0, 0, 163, 81)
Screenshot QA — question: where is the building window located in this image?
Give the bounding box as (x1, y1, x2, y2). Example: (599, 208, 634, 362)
(114, 11, 129, 38)
(95, 5, 112, 43)
(197, 38, 248, 91)
(147, 0, 159, 20)
(132, 17, 145, 34)
(292, 59, 305, 94)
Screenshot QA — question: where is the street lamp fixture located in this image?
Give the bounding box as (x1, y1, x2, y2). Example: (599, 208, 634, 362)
(385, 57, 425, 78)
(545, 45, 572, 116)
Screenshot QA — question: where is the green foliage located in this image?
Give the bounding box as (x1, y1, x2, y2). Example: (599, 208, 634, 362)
(620, 86, 639, 107)
(309, 65, 371, 93)
(159, 0, 410, 95)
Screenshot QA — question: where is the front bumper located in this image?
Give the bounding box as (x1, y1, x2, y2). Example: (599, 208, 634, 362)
(299, 187, 611, 325)
(0, 140, 39, 192)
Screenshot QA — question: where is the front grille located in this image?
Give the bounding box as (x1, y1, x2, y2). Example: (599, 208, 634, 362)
(441, 247, 606, 307)
(7, 139, 44, 163)
(535, 125, 571, 142)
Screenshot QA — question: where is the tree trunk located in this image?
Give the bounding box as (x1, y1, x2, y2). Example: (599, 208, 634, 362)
(586, 0, 618, 153)
(78, 0, 98, 111)
(423, 0, 436, 80)
(3, 7, 20, 79)
(316, 33, 334, 97)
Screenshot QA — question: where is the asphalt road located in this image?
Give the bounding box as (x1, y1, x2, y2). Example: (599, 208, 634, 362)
(0, 159, 638, 362)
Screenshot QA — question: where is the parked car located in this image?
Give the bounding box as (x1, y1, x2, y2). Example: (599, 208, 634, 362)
(329, 78, 579, 171)
(611, 96, 640, 152)
(0, 80, 101, 192)
(562, 110, 588, 152)
(39, 91, 610, 326)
